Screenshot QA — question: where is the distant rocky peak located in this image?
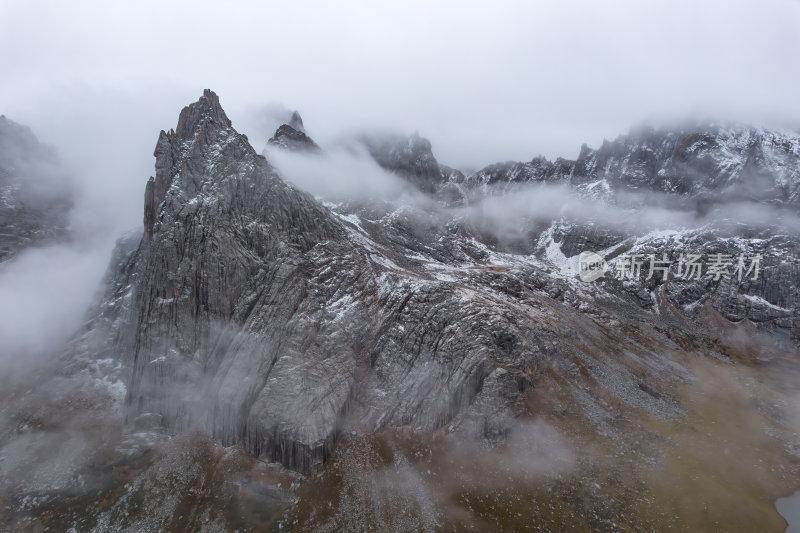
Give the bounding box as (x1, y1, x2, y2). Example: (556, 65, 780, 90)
(288, 110, 305, 133)
(0, 115, 53, 164)
(267, 111, 320, 152)
(406, 131, 433, 153)
(568, 122, 800, 201)
(0, 115, 73, 261)
(361, 131, 444, 193)
(0, 114, 30, 141)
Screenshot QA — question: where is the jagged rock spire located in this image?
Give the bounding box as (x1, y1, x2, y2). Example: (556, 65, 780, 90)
(175, 89, 232, 140)
(267, 110, 320, 152)
(144, 89, 249, 238)
(288, 110, 305, 133)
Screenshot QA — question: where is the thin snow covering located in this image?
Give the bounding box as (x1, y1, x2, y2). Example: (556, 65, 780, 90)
(335, 212, 364, 229)
(633, 228, 683, 244)
(453, 122, 800, 211)
(540, 225, 579, 277)
(686, 125, 800, 190)
(0, 183, 20, 208)
(576, 178, 612, 199)
(742, 294, 792, 312)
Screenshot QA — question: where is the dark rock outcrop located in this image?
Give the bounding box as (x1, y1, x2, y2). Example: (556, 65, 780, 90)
(362, 132, 447, 193)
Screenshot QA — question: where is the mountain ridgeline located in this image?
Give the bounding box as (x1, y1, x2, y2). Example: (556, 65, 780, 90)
(68, 91, 800, 480)
(2, 89, 800, 531)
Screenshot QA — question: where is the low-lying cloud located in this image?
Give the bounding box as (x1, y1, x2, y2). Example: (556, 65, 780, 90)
(267, 143, 430, 205)
(0, 242, 112, 373)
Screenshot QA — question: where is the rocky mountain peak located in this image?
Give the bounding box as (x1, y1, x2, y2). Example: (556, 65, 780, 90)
(124, 92, 350, 470)
(267, 120, 321, 152)
(455, 122, 800, 208)
(407, 130, 429, 149)
(361, 131, 444, 193)
(266, 109, 320, 152)
(174, 88, 232, 140)
(288, 110, 305, 133)
(0, 115, 53, 163)
(152, 90, 240, 188)
(567, 123, 800, 201)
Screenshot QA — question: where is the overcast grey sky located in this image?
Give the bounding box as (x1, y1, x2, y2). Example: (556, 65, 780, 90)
(1, 0, 799, 232)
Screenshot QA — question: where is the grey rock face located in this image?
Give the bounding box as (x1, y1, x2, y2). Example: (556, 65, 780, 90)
(0, 116, 73, 262)
(87, 91, 694, 477)
(92, 91, 540, 474)
(445, 123, 800, 345)
(568, 124, 800, 203)
(551, 223, 628, 259)
(604, 229, 800, 342)
(459, 156, 572, 192)
(79, 92, 800, 484)
(461, 123, 800, 207)
(126, 91, 352, 472)
(362, 132, 447, 193)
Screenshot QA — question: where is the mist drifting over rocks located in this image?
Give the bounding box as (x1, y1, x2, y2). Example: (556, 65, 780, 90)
(2, 2, 800, 531)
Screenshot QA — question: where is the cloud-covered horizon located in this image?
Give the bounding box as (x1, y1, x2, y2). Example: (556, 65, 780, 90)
(2, 1, 798, 187)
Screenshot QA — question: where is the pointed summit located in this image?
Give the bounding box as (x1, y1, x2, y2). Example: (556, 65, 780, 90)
(174, 89, 232, 140)
(288, 110, 305, 133)
(129, 91, 348, 475)
(267, 111, 320, 152)
(145, 89, 262, 238)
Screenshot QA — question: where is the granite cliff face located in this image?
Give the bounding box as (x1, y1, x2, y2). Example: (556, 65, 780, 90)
(115, 90, 350, 472)
(0, 116, 73, 262)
